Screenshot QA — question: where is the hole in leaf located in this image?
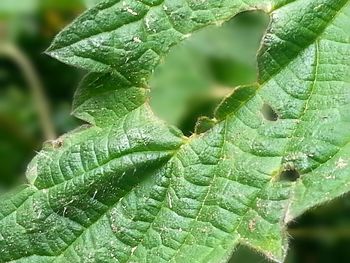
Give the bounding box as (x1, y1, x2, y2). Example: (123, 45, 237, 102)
(279, 168, 300, 182)
(261, 103, 279, 121)
(149, 11, 270, 135)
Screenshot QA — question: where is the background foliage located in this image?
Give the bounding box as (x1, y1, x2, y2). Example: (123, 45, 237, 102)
(0, 1, 350, 262)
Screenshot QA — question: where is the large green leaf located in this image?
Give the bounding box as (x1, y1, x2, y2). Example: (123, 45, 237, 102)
(1, 0, 350, 262)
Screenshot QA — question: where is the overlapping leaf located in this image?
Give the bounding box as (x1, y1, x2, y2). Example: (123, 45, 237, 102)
(0, 0, 350, 262)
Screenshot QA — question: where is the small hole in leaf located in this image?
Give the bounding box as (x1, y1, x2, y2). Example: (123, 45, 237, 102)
(279, 168, 300, 182)
(261, 103, 278, 121)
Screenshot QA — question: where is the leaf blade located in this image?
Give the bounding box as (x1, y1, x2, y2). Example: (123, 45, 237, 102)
(1, 1, 350, 263)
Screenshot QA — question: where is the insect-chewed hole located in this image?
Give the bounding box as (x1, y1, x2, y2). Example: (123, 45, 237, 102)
(261, 103, 279, 121)
(279, 168, 300, 182)
(149, 11, 270, 136)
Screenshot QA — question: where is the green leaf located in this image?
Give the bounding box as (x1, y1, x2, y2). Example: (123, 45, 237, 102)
(45, 0, 279, 82)
(72, 72, 148, 126)
(1, 0, 350, 263)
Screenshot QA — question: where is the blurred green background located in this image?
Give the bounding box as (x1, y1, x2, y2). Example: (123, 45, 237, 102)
(1, 1, 350, 262)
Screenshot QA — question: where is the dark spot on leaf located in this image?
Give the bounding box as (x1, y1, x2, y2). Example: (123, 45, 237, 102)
(261, 103, 278, 121)
(279, 168, 300, 182)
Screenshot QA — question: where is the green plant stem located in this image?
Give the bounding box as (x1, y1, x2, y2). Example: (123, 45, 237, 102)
(0, 42, 56, 140)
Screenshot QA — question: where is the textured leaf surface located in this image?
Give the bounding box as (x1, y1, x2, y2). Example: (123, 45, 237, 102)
(1, 0, 350, 263)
